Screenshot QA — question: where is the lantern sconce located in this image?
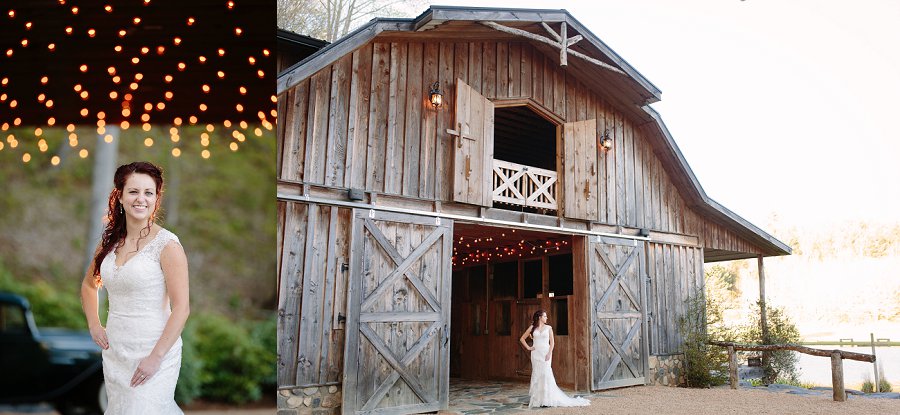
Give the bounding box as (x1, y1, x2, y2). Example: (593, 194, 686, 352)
(599, 128, 613, 151)
(429, 81, 443, 108)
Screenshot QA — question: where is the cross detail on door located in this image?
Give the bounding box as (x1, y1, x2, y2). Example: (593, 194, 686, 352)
(446, 122, 474, 148)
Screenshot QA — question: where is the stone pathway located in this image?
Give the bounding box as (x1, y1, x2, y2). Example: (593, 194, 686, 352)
(439, 380, 613, 414)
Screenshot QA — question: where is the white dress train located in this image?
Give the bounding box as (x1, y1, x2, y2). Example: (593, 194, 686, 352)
(100, 228, 184, 414)
(529, 325, 591, 408)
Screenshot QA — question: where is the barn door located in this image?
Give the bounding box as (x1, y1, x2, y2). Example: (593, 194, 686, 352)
(448, 78, 494, 207)
(342, 210, 453, 414)
(563, 119, 599, 221)
(588, 236, 648, 390)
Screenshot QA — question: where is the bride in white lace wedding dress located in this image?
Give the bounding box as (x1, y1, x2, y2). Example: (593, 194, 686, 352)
(81, 162, 190, 414)
(519, 310, 591, 408)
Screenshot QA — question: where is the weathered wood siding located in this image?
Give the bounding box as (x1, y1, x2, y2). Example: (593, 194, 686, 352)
(277, 38, 762, 257)
(277, 201, 352, 387)
(645, 242, 704, 355)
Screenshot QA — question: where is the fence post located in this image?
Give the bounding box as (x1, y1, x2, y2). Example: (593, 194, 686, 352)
(831, 351, 846, 401)
(870, 333, 880, 392)
(728, 345, 737, 389)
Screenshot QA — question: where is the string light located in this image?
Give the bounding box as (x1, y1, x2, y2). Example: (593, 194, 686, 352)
(48, 43, 55, 51)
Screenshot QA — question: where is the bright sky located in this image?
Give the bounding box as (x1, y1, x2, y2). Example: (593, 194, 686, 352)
(420, 0, 900, 228)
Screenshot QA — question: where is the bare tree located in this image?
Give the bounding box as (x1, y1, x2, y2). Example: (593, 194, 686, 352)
(277, 0, 425, 41)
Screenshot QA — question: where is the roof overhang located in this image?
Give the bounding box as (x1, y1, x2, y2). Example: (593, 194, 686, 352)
(641, 105, 792, 258)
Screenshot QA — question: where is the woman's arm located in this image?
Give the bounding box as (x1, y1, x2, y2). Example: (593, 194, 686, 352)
(545, 326, 554, 361)
(519, 326, 534, 351)
(131, 240, 190, 387)
(81, 245, 108, 350)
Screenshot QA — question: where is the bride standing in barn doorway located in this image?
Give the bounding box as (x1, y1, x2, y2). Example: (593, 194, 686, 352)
(519, 309, 591, 408)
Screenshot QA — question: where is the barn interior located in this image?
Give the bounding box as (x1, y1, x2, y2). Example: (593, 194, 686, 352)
(450, 222, 579, 387)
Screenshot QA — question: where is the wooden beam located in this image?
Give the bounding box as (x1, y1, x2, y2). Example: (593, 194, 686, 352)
(709, 341, 875, 362)
(478, 21, 625, 75)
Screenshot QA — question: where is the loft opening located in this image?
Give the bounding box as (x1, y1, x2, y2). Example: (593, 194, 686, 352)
(492, 104, 560, 215)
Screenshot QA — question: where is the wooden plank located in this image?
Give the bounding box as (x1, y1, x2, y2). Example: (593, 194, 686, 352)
(348, 44, 373, 189)
(553, 60, 565, 118)
(543, 55, 553, 112)
(466, 85, 484, 204)
(276, 89, 288, 178)
(604, 101, 616, 225)
(277, 202, 306, 386)
(297, 204, 329, 385)
(508, 42, 521, 97)
(521, 44, 532, 101)
(367, 42, 391, 193)
(306, 69, 331, 185)
(452, 79, 471, 203)
(481, 97, 495, 207)
(624, 118, 635, 226)
(565, 72, 577, 122)
(532, 46, 543, 104)
(563, 121, 575, 219)
(634, 125, 645, 229)
(614, 112, 625, 225)
(385, 42, 408, 195)
(333, 208, 352, 331)
(438, 42, 463, 202)
(326, 55, 351, 187)
(482, 41, 496, 99)
(419, 42, 439, 199)
(404, 42, 424, 198)
(319, 207, 338, 382)
(281, 82, 305, 182)
(342, 211, 364, 412)
(468, 42, 482, 93)
(497, 41, 509, 99)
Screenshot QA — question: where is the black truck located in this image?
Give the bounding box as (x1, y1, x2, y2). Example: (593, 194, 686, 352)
(0, 292, 106, 414)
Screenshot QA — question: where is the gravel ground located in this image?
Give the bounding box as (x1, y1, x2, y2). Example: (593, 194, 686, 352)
(539, 386, 900, 415)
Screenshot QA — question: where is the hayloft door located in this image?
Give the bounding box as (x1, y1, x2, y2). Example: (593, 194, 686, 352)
(449, 78, 494, 207)
(562, 118, 599, 221)
(588, 236, 649, 390)
(342, 210, 453, 414)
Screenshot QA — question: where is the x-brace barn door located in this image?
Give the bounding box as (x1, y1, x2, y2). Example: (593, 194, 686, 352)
(342, 210, 453, 414)
(588, 236, 649, 390)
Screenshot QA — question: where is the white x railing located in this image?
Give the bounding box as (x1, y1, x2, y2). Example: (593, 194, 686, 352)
(492, 159, 558, 211)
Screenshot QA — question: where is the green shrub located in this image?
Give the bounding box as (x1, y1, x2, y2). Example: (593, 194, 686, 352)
(192, 314, 274, 404)
(249, 317, 277, 389)
(879, 378, 893, 393)
(0, 264, 85, 329)
(862, 378, 875, 393)
(678, 290, 730, 387)
(175, 320, 203, 405)
(737, 302, 801, 384)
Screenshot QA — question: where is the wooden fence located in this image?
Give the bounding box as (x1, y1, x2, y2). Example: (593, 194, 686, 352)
(710, 341, 876, 402)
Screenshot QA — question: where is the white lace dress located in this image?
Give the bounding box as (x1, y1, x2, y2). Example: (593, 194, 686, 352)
(529, 326, 591, 408)
(100, 228, 183, 414)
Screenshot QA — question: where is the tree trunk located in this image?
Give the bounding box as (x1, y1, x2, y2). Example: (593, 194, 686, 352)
(83, 129, 119, 302)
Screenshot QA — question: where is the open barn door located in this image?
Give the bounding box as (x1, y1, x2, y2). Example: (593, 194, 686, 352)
(342, 210, 453, 414)
(588, 236, 649, 390)
(448, 78, 494, 207)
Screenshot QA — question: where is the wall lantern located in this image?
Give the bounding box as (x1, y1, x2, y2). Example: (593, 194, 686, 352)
(429, 81, 443, 108)
(599, 129, 613, 150)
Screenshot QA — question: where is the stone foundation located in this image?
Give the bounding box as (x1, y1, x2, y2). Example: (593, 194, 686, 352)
(277, 385, 341, 415)
(648, 354, 685, 387)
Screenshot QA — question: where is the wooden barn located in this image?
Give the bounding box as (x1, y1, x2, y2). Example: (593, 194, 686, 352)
(275, 6, 791, 414)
